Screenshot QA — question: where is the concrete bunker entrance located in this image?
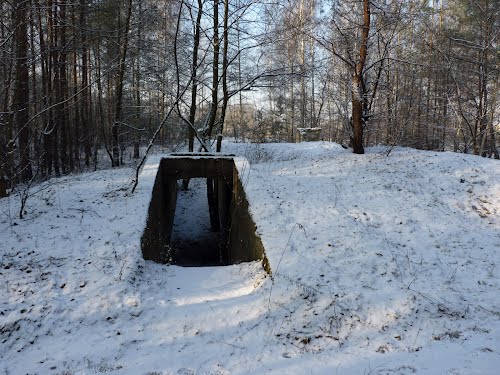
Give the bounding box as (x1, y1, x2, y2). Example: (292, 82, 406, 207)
(141, 155, 268, 270)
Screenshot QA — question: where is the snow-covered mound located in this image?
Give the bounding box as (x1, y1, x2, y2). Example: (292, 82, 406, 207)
(1, 142, 499, 374)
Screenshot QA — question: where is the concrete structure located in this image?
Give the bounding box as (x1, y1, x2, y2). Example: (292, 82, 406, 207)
(141, 154, 269, 272)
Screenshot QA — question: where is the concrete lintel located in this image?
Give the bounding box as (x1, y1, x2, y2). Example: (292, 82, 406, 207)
(160, 157, 234, 180)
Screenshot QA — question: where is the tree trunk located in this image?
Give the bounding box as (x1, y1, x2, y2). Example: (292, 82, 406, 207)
(216, 0, 230, 152)
(181, 0, 204, 191)
(206, 0, 220, 141)
(95, 44, 113, 164)
(71, 7, 81, 170)
(0, 0, 14, 190)
(13, 0, 33, 181)
(206, 0, 220, 231)
(80, 0, 91, 166)
(112, 0, 133, 166)
(351, 0, 370, 155)
(57, 0, 71, 173)
(133, 0, 142, 160)
(189, 0, 203, 152)
(299, 0, 307, 128)
(351, 75, 365, 154)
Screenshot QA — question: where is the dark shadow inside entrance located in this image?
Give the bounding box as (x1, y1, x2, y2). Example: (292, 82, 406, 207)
(170, 178, 224, 266)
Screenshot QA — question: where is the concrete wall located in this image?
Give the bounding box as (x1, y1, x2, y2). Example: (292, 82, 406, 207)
(140, 162, 177, 263)
(228, 166, 270, 273)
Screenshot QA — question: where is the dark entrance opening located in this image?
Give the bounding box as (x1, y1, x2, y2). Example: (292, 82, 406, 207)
(170, 178, 223, 266)
(141, 154, 269, 271)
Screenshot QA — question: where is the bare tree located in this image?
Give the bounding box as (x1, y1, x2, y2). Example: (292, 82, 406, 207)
(111, 0, 133, 167)
(13, 0, 33, 180)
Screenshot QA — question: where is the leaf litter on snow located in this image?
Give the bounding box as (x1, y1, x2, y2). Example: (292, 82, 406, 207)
(1, 142, 499, 374)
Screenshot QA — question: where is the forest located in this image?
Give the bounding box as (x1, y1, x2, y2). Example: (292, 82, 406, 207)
(1, 0, 499, 195)
(1, 1, 500, 373)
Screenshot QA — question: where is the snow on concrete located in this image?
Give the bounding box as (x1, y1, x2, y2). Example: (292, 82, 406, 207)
(1, 142, 499, 374)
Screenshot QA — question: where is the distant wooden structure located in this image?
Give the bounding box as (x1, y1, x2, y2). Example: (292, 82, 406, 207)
(296, 127, 322, 142)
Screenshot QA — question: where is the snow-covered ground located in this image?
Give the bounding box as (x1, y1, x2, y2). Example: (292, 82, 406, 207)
(1, 142, 499, 374)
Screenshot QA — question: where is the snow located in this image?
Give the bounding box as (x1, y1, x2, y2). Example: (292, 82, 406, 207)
(1, 142, 499, 374)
